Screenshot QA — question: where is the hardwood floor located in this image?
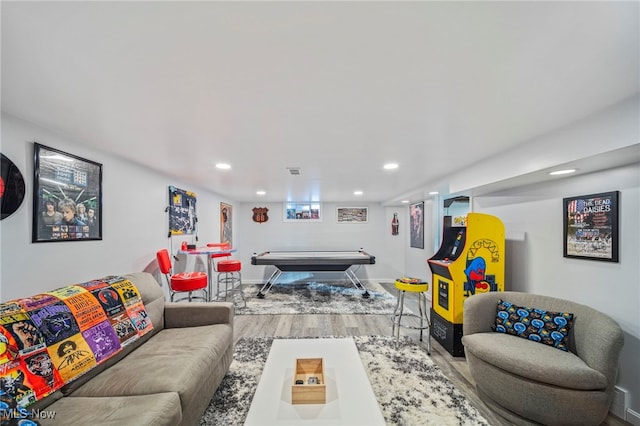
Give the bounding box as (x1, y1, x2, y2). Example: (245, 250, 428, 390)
(233, 284, 630, 426)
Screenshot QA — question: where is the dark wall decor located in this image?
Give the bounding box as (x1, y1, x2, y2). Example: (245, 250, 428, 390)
(410, 201, 424, 249)
(168, 186, 197, 236)
(1, 153, 26, 220)
(33, 143, 102, 242)
(251, 206, 268, 225)
(563, 191, 619, 262)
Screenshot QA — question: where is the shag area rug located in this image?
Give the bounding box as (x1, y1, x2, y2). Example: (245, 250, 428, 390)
(200, 336, 490, 426)
(237, 281, 401, 315)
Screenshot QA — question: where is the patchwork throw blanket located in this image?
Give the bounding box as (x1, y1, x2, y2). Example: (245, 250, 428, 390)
(0, 276, 153, 411)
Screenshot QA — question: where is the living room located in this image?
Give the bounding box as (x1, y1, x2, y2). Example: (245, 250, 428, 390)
(1, 1, 639, 425)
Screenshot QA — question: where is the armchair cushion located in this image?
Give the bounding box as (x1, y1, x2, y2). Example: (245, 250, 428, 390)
(463, 332, 607, 390)
(493, 299, 574, 351)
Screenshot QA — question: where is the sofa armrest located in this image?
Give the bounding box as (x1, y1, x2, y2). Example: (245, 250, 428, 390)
(164, 301, 234, 329)
(463, 292, 503, 335)
(573, 309, 624, 385)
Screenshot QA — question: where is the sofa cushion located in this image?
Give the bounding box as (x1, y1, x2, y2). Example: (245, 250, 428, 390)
(493, 299, 573, 351)
(69, 323, 233, 400)
(42, 392, 182, 426)
(462, 332, 608, 390)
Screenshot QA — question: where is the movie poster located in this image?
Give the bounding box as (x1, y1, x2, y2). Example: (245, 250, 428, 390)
(563, 191, 619, 262)
(32, 143, 102, 242)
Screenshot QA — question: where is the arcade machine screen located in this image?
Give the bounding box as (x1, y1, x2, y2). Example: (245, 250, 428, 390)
(431, 222, 467, 265)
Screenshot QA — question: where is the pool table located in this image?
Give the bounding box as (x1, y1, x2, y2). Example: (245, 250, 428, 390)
(251, 250, 376, 298)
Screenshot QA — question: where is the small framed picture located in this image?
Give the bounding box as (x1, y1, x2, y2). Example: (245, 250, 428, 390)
(284, 201, 322, 222)
(32, 143, 102, 242)
(563, 191, 619, 262)
(336, 207, 368, 223)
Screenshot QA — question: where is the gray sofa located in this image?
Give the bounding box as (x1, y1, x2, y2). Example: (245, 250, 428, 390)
(38, 272, 234, 426)
(461, 291, 624, 426)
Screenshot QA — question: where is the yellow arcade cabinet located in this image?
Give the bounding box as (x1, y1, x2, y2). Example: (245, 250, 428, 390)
(427, 212, 505, 356)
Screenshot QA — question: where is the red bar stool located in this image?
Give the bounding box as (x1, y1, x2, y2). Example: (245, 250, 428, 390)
(156, 248, 208, 302)
(217, 258, 245, 308)
(207, 242, 232, 271)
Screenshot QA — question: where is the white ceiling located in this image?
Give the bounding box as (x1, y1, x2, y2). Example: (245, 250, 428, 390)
(2, 1, 639, 204)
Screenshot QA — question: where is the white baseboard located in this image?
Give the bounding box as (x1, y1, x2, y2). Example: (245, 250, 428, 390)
(626, 408, 640, 426)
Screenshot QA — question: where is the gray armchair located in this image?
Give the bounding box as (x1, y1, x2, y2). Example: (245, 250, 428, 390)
(461, 291, 624, 426)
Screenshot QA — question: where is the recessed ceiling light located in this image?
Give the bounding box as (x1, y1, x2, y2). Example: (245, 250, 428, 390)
(549, 169, 576, 176)
(429, 191, 439, 195)
(256, 190, 266, 195)
(383, 163, 399, 170)
(354, 190, 363, 196)
(215, 163, 231, 170)
(401, 200, 409, 203)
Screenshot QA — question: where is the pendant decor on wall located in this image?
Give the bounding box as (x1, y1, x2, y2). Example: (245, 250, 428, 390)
(252, 207, 269, 224)
(168, 186, 197, 237)
(0, 153, 26, 220)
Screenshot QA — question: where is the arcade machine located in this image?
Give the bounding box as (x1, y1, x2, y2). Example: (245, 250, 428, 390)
(427, 212, 505, 356)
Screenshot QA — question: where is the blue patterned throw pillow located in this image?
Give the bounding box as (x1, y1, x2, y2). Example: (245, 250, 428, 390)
(493, 299, 574, 351)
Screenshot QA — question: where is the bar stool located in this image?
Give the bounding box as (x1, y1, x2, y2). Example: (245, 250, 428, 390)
(156, 249, 208, 302)
(391, 278, 431, 354)
(207, 242, 231, 275)
(217, 259, 246, 308)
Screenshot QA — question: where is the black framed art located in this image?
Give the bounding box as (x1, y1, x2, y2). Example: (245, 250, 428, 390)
(33, 143, 102, 242)
(563, 191, 619, 262)
(410, 201, 424, 249)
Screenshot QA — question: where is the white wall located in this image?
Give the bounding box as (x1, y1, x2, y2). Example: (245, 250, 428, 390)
(3, 105, 639, 418)
(474, 164, 640, 415)
(410, 166, 640, 418)
(400, 98, 640, 417)
(235, 201, 403, 283)
(0, 113, 236, 301)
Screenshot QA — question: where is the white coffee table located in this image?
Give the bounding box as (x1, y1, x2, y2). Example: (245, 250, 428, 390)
(244, 338, 385, 425)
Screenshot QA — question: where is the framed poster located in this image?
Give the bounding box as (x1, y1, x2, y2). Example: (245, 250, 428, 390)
(220, 202, 232, 246)
(410, 201, 424, 249)
(32, 143, 102, 242)
(336, 207, 368, 223)
(168, 186, 197, 235)
(284, 201, 322, 222)
(563, 191, 619, 262)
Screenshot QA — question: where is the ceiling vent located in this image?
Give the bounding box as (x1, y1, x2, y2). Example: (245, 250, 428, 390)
(287, 167, 301, 176)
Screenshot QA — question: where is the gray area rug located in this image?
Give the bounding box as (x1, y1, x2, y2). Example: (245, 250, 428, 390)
(200, 336, 490, 426)
(237, 281, 400, 315)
